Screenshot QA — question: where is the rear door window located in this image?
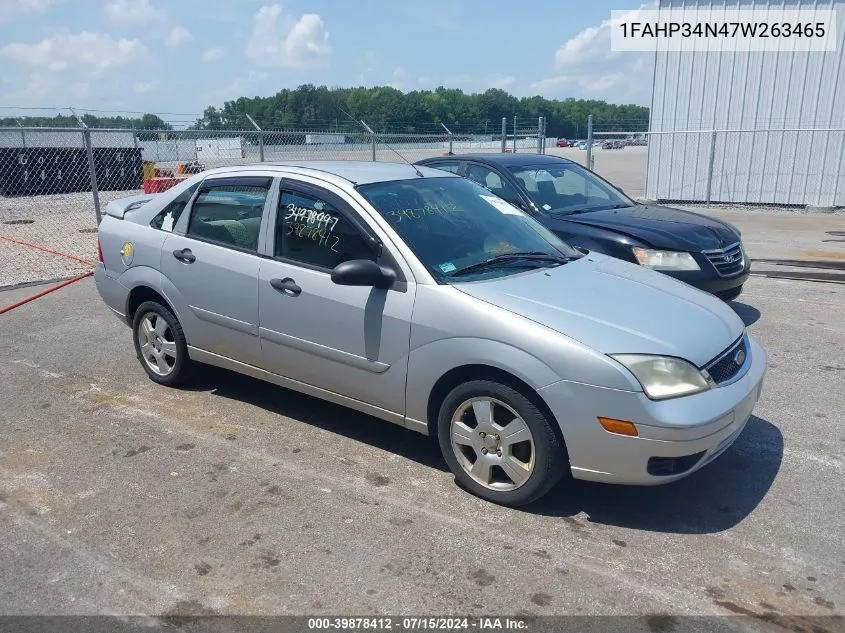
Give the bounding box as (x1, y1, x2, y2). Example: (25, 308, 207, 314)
(185, 178, 272, 252)
(425, 161, 462, 175)
(463, 163, 521, 201)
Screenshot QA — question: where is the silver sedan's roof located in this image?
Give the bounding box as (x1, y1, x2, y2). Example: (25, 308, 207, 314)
(203, 160, 458, 186)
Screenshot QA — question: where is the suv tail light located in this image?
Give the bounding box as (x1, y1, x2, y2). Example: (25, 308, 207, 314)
(97, 237, 103, 263)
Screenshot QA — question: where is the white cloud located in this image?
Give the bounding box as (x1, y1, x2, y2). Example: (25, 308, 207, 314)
(481, 73, 516, 90)
(202, 47, 226, 63)
(134, 81, 156, 93)
(13, 72, 89, 101)
(442, 74, 473, 88)
(246, 4, 331, 69)
(389, 66, 409, 90)
(0, 0, 62, 22)
(105, 0, 165, 25)
(1, 31, 147, 71)
(227, 70, 268, 96)
(165, 26, 193, 48)
(530, 3, 656, 104)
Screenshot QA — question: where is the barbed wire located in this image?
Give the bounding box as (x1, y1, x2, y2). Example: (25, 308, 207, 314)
(0, 106, 610, 136)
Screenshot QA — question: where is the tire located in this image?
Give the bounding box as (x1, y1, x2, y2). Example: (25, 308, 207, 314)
(132, 300, 192, 387)
(437, 379, 568, 507)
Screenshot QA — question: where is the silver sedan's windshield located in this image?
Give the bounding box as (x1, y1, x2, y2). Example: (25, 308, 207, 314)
(358, 177, 582, 282)
(508, 162, 635, 215)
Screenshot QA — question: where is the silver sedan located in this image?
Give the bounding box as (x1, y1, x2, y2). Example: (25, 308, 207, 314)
(94, 161, 766, 506)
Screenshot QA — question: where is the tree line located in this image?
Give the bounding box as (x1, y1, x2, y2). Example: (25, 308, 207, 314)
(2, 85, 649, 139)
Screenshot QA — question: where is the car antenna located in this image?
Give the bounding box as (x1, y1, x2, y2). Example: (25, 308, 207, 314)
(338, 107, 425, 178)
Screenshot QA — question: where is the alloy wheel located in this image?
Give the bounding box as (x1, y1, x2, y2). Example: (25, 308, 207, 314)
(136, 312, 178, 377)
(449, 397, 536, 491)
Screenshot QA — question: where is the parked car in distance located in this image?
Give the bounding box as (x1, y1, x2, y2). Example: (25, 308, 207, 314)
(555, 139, 573, 147)
(602, 140, 627, 149)
(415, 154, 750, 300)
(95, 161, 765, 507)
(576, 141, 588, 150)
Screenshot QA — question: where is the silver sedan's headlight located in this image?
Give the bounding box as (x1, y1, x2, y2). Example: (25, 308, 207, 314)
(610, 354, 712, 400)
(632, 248, 700, 271)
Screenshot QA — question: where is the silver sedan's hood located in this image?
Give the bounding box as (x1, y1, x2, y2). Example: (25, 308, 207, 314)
(454, 254, 745, 367)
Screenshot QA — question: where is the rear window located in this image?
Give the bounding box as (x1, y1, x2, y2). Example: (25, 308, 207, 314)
(186, 184, 270, 252)
(151, 183, 199, 232)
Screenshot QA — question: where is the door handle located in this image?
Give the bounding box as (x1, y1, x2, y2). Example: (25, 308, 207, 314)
(172, 248, 196, 263)
(270, 277, 301, 296)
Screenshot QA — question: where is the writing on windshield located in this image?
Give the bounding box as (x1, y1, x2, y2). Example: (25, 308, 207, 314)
(357, 177, 582, 283)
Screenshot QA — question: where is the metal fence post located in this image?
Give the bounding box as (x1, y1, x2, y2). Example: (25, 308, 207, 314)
(705, 130, 717, 206)
(82, 129, 102, 225)
(586, 115, 594, 171)
(359, 120, 377, 161)
(513, 116, 517, 153)
(501, 118, 507, 153)
(542, 116, 547, 154)
(245, 114, 264, 162)
(537, 116, 543, 154)
(440, 122, 453, 155)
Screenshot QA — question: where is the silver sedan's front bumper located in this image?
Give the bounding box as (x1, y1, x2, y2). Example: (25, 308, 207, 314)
(538, 335, 767, 485)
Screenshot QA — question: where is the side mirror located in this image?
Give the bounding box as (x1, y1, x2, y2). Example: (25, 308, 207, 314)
(331, 259, 396, 289)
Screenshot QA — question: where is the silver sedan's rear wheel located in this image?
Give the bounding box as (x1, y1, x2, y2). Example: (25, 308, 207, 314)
(437, 379, 568, 507)
(450, 397, 535, 491)
(131, 300, 192, 387)
(137, 312, 177, 377)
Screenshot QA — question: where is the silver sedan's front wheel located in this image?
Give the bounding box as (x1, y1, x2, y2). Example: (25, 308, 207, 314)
(438, 379, 568, 507)
(131, 300, 192, 387)
(450, 397, 535, 491)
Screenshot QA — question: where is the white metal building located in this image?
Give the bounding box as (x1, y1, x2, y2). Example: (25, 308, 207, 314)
(645, 0, 845, 207)
(0, 129, 136, 149)
(138, 138, 197, 163)
(196, 137, 244, 160)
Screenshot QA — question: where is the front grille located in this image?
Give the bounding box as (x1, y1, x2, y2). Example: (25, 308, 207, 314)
(703, 242, 745, 277)
(705, 337, 748, 385)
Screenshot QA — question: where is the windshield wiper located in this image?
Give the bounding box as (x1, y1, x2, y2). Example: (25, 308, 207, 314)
(553, 202, 633, 216)
(450, 252, 574, 277)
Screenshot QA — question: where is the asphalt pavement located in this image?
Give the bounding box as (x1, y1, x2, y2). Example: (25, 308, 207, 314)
(0, 218, 843, 624)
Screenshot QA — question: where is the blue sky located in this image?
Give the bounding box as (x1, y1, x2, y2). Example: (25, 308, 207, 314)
(0, 0, 654, 123)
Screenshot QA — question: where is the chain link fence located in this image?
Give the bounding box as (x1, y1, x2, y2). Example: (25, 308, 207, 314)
(0, 118, 546, 288)
(569, 115, 845, 210)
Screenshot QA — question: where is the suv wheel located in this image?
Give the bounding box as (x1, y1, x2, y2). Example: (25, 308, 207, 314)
(437, 380, 568, 507)
(132, 301, 192, 387)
